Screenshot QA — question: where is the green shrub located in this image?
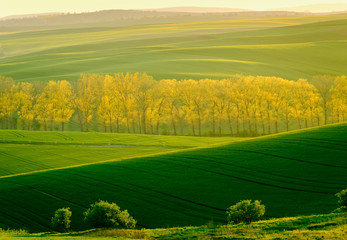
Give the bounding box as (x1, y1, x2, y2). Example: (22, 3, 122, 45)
(336, 189, 347, 207)
(83, 200, 136, 229)
(335, 189, 347, 212)
(227, 200, 265, 224)
(51, 207, 72, 232)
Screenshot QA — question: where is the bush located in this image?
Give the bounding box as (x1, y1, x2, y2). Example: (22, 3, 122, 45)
(335, 189, 347, 212)
(336, 189, 347, 207)
(227, 200, 265, 224)
(51, 207, 72, 232)
(83, 200, 136, 229)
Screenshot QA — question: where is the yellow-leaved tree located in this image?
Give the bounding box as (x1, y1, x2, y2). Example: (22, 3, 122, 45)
(0, 77, 20, 129)
(74, 74, 101, 132)
(18, 82, 35, 130)
(330, 76, 347, 123)
(53, 80, 74, 131)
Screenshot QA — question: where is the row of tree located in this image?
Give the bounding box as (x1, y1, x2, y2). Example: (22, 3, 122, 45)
(0, 74, 346, 136)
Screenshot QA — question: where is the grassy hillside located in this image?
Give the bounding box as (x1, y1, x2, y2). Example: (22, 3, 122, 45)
(0, 14, 346, 82)
(0, 123, 345, 232)
(0, 130, 241, 177)
(1, 213, 346, 239)
(0, 10, 314, 31)
(0, 130, 238, 147)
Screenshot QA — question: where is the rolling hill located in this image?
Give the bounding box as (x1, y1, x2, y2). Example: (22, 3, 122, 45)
(270, 3, 347, 13)
(0, 123, 345, 232)
(0, 130, 241, 177)
(0, 14, 346, 82)
(146, 6, 250, 13)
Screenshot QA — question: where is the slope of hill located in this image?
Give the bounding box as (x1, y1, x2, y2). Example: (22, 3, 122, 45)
(0, 9, 312, 32)
(271, 3, 347, 13)
(0, 14, 346, 82)
(0, 130, 241, 177)
(0, 123, 345, 232)
(0, 13, 63, 21)
(147, 6, 250, 13)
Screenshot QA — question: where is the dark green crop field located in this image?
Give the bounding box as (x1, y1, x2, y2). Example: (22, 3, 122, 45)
(0, 123, 345, 232)
(0, 14, 347, 82)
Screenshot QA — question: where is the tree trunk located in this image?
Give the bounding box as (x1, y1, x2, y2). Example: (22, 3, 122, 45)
(275, 115, 279, 133)
(253, 111, 258, 136)
(248, 118, 252, 137)
(198, 112, 202, 136)
(138, 113, 142, 134)
(191, 119, 196, 136)
(156, 119, 161, 135)
(77, 111, 83, 132)
(236, 116, 240, 137)
(212, 111, 216, 137)
(285, 114, 289, 132)
(227, 114, 233, 137)
(261, 118, 265, 135)
(267, 111, 271, 134)
(323, 100, 328, 125)
(218, 117, 222, 137)
(171, 116, 176, 135)
(85, 117, 89, 132)
(126, 116, 130, 133)
(132, 120, 136, 133)
(143, 110, 147, 134)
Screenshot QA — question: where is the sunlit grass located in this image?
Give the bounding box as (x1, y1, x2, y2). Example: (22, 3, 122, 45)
(0, 213, 345, 239)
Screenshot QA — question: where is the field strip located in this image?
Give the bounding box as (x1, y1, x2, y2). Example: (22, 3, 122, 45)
(272, 139, 347, 151)
(158, 158, 332, 194)
(180, 155, 343, 187)
(0, 123, 344, 180)
(0, 140, 244, 180)
(58, 169, 225, 214)
(0, 142, 173, 149)
(234, 149, 347, 169)
(1, 178, 86, 209)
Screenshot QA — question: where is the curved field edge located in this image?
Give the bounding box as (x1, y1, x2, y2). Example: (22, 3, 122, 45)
(1, 213, 346, 239)
(0, 131, 246, 177)
(0, 123, 346, 232)
(0, 130, 245, 148)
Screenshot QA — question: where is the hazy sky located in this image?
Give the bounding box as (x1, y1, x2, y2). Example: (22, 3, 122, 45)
(1, 0, 347, 17)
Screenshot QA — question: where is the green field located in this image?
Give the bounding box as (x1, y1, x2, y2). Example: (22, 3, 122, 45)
(0, 130, 242, 177)
(1, 14, 347, 82)
(0, 123, 345, 232)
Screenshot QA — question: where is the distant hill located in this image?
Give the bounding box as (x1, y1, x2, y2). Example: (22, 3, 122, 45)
(0, 9, 314, 32)
(146, 6, 250, 13)
(270, 3, 347, 13)
(0, 12, 63, 21)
